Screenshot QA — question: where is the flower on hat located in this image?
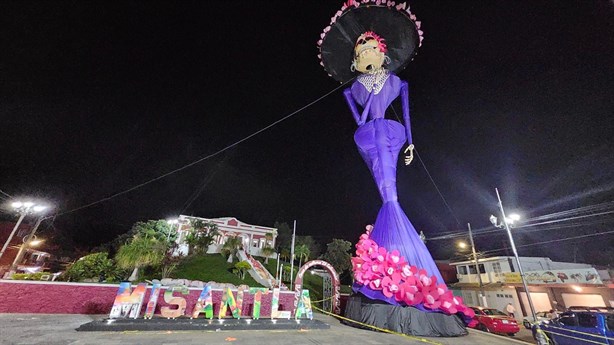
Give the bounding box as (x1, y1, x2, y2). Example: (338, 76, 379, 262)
(381, 273, 402, 298)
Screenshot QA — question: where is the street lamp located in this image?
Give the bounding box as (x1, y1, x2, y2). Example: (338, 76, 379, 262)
(0, 201, 47, 263)
(492, 188, 537, 322)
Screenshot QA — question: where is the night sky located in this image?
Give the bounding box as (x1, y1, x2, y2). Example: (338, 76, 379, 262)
(1, 1, 613, 264)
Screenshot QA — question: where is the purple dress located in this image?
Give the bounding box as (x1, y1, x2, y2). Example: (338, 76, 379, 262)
(344, 70, 444, 305)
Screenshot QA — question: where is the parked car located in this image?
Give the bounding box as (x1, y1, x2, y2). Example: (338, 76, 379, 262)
(533, 307, 614, 345)
(469, 306, 520, 336)
(523, 311, 553, 329)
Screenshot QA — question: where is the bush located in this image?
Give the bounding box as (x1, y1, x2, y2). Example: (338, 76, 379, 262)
(232, 261, 252, 280)
(61, 252, 123, 282)
(12, 272, 48, 280)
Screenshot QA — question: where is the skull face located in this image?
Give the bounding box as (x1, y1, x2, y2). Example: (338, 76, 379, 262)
(353, 32, 386, 73)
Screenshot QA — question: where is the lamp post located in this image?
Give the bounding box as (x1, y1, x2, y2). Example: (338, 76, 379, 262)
(459, 223, 488, 307)
(166, 218, 179, 242)
(0, 201, 47, 264)
(492, 188, 537, 322)
(9, 216, 46, 275)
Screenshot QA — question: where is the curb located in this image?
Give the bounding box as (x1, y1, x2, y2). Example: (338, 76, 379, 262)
(466, 328, 532, 344)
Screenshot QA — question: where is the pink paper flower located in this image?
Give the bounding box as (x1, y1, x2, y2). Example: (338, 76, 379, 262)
(401, 264, 417, 279)
(381, 273, 402, 298)
(369, 277, 383, 290)
(387, 249, 402, 266)
(423, 288, 442, 310)
(373, 247, 388, 262)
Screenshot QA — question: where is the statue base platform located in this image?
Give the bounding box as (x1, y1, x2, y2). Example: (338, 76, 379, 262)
(343, 294, 468, 337)
(77, 317, 330, 332)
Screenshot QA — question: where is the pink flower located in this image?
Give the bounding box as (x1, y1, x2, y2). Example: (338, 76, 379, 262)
(464, 307, 476, 319)
(419, 274, 433, 287)
(356, 239, 377, 260)
(387, 249, 402, 266)
(437, 283, 448, 294)
(397, 280, 421, 304)
(384, 263, 396, 277)
(400, 264, 417, 279)
(351, 257, 364, 271)
(439, 299, 457, 314)
(373, 247, 388, 262)
(423, 288, 442, 310)
(437, 291, 456, 314)
(381, 273, 402, 298)
(365, 224, 373, 234)
(369, 277, 383, 290)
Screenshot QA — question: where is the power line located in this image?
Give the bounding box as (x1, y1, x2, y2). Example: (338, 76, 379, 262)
(51, 79, 354, 218)
(426, 205, 614, 241)
(0, 189, 12, 198)
(479, 229, 614, 256)
(390, 105, 462, 228)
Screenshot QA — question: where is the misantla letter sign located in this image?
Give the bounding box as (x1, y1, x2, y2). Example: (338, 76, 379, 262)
(109, 282, 312, 320)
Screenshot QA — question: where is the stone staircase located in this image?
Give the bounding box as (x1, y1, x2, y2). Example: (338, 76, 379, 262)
(237, 250, 277, 288)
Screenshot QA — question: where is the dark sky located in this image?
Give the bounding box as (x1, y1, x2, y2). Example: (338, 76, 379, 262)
(1, 1, 613, 264)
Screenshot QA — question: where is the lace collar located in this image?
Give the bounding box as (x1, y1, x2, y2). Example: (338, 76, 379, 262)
(357, 69, 390, 95)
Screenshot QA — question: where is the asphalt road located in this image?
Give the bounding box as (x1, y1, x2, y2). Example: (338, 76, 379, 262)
(0, 313, 533, 345)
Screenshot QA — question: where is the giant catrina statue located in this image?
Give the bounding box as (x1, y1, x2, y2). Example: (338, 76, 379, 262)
(318, 0, 475, 335)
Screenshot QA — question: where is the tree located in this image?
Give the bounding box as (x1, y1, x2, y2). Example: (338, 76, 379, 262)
(260, 232, 276, 264)
(115, 235, 167, 281)
(294, 244, 310, 269)
(62, 252, 122, 282)
(185, 219, 219, 255)
(280, 248, 290, 262)
(221, 236, 243, 263)
(101, 219, 176, 257)
(321, 239, 352, 275)
(296, 235, 321, 259)
(232, 261, 252, 280)
(273, 221, 292, 251)
(261, 245, 276, 264)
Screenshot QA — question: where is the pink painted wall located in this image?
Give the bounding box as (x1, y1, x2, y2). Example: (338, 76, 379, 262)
(0, 281, 295, 316)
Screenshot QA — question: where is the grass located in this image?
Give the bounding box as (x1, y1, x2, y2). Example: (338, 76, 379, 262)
(171, 254, 352, 310)
(171, 254, 263, 287)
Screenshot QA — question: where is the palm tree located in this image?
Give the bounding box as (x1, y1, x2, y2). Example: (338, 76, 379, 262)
(260, 245, 276, 264)
(221, 236, 242, 263)
(294, 244, 310, 270)
(260, 232, 276, 264)
(115, 235, 166, 281)
(280, 248, 290, 262)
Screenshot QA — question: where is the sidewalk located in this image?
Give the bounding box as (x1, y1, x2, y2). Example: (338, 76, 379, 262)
(0, 313, 529, 345)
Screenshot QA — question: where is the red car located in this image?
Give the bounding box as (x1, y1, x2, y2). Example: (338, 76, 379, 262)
(469, 306, 520, 336)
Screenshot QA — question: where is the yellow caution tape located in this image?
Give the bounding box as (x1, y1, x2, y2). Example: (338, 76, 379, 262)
(311, 296, 333, 304)
(311, 305, 443, 345)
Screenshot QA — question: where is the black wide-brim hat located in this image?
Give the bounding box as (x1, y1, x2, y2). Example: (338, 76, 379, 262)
(317, 0, 423, 83)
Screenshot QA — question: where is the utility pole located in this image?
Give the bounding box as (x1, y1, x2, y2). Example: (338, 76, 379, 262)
(0, 212, 27, 262)
(468, 223, 487, 307)
(496, 188, 537, 322)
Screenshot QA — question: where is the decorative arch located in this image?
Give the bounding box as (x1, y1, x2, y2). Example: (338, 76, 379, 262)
(293, 260, 341, 314)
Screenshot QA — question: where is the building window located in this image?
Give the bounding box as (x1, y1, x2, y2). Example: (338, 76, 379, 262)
(469, 265, 477, 274)
(458, 266, 468, 275)
(478, 264, 486, 274)
(463, 291, 474, 305)
(492, 262, 502, 276)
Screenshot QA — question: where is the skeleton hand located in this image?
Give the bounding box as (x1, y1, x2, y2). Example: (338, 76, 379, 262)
(404, 144, 415, 166)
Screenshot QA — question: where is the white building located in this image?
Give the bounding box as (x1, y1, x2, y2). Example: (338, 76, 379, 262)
(173, 216, 277, 258)
(450, 256, 614, 319)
